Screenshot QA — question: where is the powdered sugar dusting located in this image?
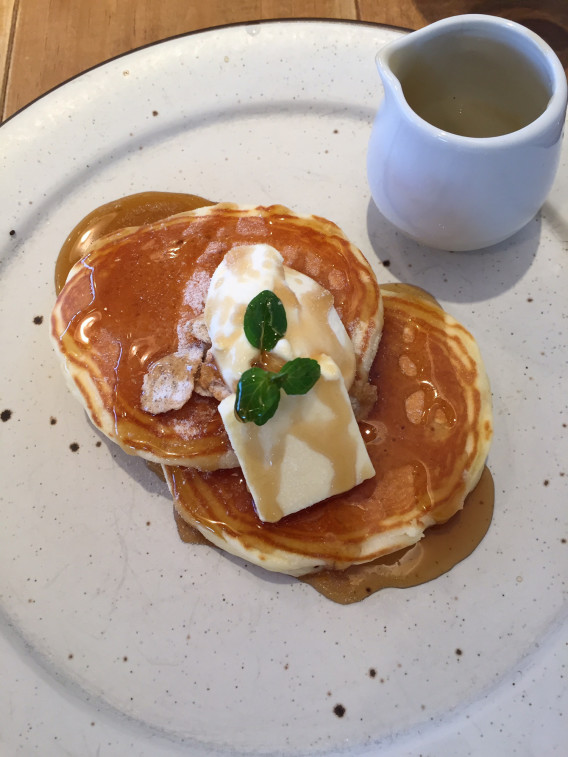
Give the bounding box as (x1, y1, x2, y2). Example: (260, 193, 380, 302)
(279, 243, 299, 267)
(172, 419, 201, 440)
(183, 270, 211, 312)
(303, 251, 322, 278)
(197, 241, 226, 261)
(236, 217, 269, 236)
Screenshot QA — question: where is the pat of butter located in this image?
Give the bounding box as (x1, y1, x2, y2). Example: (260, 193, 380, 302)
(204, 244, 355, 391)
(218, 355, 375, 523)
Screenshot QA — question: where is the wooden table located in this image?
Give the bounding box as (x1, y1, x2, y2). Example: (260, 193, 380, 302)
(1, 0, 567, 122)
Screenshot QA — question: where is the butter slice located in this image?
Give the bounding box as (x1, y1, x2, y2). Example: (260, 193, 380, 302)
(218, 355, 375, 523)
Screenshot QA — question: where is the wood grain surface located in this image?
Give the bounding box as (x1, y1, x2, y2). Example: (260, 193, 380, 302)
(1, 0, 567, 121)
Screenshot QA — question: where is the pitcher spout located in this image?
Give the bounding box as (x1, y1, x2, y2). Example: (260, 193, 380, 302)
(374, 34, 410, 102)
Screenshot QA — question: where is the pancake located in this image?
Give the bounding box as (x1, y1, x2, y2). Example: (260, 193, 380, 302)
(51, 203, 383, 469)
(165, 284, 493, 576)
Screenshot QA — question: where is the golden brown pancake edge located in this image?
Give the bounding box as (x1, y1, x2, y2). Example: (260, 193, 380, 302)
(50, 203, 384, 469)
(165, 284, 493, 576)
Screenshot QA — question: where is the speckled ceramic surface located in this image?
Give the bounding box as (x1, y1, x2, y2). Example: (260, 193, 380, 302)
(0, 20, 566, 757)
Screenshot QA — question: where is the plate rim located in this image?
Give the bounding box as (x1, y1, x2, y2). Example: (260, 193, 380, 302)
(1, 16, 566, 757)
(1, 17, 410, 127)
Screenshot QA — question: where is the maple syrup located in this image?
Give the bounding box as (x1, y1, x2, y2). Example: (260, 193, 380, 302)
(170, 465, 494, 604)
(55, 191, 215, 292)
(56, 193, 494, 603)
(301, 466, 494, 603)
(400, 35, 550, 138)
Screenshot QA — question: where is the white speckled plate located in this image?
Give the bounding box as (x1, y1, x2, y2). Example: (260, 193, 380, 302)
(1, 20, 567, 757)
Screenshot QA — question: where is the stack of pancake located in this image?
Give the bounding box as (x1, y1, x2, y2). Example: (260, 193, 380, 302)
(51, 199, 493, 590)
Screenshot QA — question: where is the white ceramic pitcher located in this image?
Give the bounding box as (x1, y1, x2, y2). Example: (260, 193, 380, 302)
(367, 14, 567, 251)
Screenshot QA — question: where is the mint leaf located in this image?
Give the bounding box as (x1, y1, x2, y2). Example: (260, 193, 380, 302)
(234, 359, 321, 426)
(276, 357, 321, 395)
(235, 367, 281, 426)
(243, 290, 287, 352)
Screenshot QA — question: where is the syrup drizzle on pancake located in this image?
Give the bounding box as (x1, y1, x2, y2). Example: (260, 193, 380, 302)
(300, 465, 494, 603)
(56, 192, 215, 293)
(53, 197, 382, 468)
(167, 282, 493, 591)
(54, 193, 493, 604)
(172, 465, 494, 604)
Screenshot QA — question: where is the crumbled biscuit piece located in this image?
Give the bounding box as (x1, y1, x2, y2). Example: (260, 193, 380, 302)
(195, 349, 231, 401)
(141, 345, 204, 414)
(177, 314, 212, 352)
(188, 314, 211, 345)
(349, 379, 378, 421)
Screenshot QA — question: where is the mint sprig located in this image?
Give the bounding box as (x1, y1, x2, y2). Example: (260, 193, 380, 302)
(235, 359, 321, 426)
(235, 291, 321, 426)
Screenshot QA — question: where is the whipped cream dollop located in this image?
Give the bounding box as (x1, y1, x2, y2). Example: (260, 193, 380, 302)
(204, 244, 356, 391)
